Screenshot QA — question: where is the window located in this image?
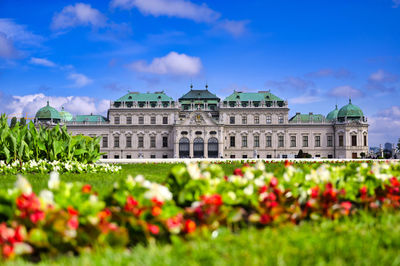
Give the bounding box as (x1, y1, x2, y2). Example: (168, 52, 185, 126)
(242, 135, 247, 147)
(114, 155, 119, 159)
(327, 136, 333, 147)
(266, 155, 272, 158)
(242, 155, 248, 159)
(151, 116, 156, 124)
(339, 135, 344, 147)
(242, 116, 247, 124)
(230, 116, 235, 124)
(138, 136, 144, 148)
(150, 155, 156, 158)
(278, 135, 284, 147)
(266, 135, 272, 147)
(328, 154, 333, 158)
(290, 136, 296, 147)
(162, 136, 168, 148)
(138, 116, 144, 124)
(114, 136, 119, 148)
(364, 135, 367, 146)
(163, 117, 168, 124)
(315, 136, 321, 147)
(254, 135, 260, 148)
(102, 136, 108, 148)
(163, 154, 168, 158)
(126, 155, 132, 159)
(266, 116, 272, 124)
(230, 136, 235, 147)
(126, 136, 132, 148)
(114, 116, 120, 124)
(303, 136, 308, 147)
(102, 155, 108, 159)
(150, 136, 156, 148)
(278, 116, 284, 124)
(126, 116, 132, 124)
(254, 116, 259, 124)
(230, 155, 236, 158)
(352, 135, 357, 146)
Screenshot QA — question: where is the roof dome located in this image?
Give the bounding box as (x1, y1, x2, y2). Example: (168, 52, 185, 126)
(326, 105, 339, 121)
(59, 106, 73, 122)
(35, 101, 61, 121)
(337, 99, 363, 120)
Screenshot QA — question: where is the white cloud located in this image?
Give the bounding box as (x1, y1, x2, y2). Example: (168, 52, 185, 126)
(128, 51, 202, 76)
(51, 3, 107, 30)
(289, 95, 323, 104)
(4, 93, 109, 117)
(216, 20, 249, 37)
(29, 57, 57, 67)
(67, 73, 93, 88)
(111, 0, 220, 23)
(368, 105, 400, 146)
(328, 85, 364, 98)
(0, 19, 43, 46)
(369, 69, 398, 82)
(0, 33, 17, 58)
(266, 77, 315, 91)
(393, 0, 400, 8)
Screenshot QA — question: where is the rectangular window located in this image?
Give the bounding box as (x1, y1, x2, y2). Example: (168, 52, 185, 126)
(114, 136, 119, 148)
(230, 155, 236, 158)
(126, 136, 132, 148)
(114, 155, 119, 159)
(102, 155, 108, 159)
(150, 155, 156, 158)
(315, 136, 321, 147)
(328, 154, 333, 158)
(327, 136, 333, 147)
(254, 116, 259, 124)
(126, 155, 132, 159)
(162, 136, 168, 148)
(150, 136, 156, 148)
(138, 136, 144, 148)
(162, 154, 168, 158)
(278, 135, 284, 147)
(364, 135, 367, 146)
(151, 116, 156, 124)
(114, 116, 120, 124)
(339, 135, 344, 147)
(242, 116, 247, 124)
(102, 136, 108, 148)
(163, 116, 168, 124)
(242, 155, 248, 159)
(290, 136, 296, 147)
(254, 135, 260, 148)
(266, 135, 272, 147)
(126, 116, 132, 124)
(138, 116, 144, 124)
(352, 135, 357, 146)
(266, 116, 272, 124)
(242, 135, 247, 147)
(278, 116, 284, 124)
(230, 116, 235, 124)
(303, 136, 308, 147)
(230, 136, 235, 147)
(266, 154, 272, 158)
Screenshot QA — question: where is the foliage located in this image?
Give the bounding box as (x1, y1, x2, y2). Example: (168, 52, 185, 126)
(10, 117, 17, 129)
(1, 161, 400, 261)
(19, 118, 26, 127)
(0, 114, 103, 166)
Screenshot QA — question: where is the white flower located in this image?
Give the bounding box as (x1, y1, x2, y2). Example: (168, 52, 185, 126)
(244, 170, 255, 180)
(134, 175, 145, 183)
(39, 190, 54, 205)
(187, 163, 202, 180)
(228, 191, 236, 200)
(89, 195, 98, 203)
(255, 161, 265, 171)
(244, 185, 254, 196)
(254, 178, 265, 187)
(144, 183, 173, 202)
(15, 175, 32, 195)
(48, 172, 60, 190)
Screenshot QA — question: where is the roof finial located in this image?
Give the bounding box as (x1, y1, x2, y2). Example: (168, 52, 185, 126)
(47, 101, 49, 106)
(205, 82, 208, 89)
(349, 98, 352, 104)
(62, 106, 64, 111)
(335, 104, 338, 110)
(190, 83, 193, 89)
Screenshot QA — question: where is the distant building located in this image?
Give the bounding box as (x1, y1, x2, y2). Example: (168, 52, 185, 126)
(34, 87, 369, 159)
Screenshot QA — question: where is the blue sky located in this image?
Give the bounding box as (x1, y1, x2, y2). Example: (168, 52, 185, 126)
(0, 0, 399, 146)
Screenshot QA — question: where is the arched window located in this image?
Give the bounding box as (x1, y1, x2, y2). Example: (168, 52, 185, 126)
(193, 138, 204, 158)
(179, 137, 190, 158)
(208, 137, 218, 158)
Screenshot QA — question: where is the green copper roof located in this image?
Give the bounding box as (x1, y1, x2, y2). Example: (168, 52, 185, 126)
(337, 99, 363, 119)
(179, 89, 220, 101)
(326, 105, 339, 121)
(289, 113, 325, 123)
(116, 91, 173, 102)
(224, 91, 283, 102)
(59, 107, 73, 122)
(35, 101, 61, 120)
(74, 115, 107, 123)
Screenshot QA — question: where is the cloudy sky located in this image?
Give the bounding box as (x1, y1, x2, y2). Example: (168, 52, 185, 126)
(0, 0, 399, 146)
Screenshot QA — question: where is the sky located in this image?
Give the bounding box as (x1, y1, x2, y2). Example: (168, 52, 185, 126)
(0, 0, 399, 147)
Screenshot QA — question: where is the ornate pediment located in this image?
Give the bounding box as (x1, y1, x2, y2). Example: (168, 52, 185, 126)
(179, 111, 218, 126)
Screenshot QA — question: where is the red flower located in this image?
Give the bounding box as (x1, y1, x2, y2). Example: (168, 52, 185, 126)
(259, 185, 268, 194)
(29, 211, 45, 224)
(201, 194, 223, 206)
(390, 177, 400, 187)
(151, 206, 162, 216)
(67, 206, 79, 216)
(233, 168, 244, 177)
(82, 184, 92, 193)
(2, 244, 13, 258)
(260, 214, 272, 224)
(151, 197, 164, 206)
(124, 196, 138, 211)
(311, 186, 319, 199)
(341, 201, 352, 211)
(98, 208, 111, 220)
(360, 186, 367, 196)
(67, 216, 79, 230)
(166, 214, 183, 229)
(147, 224, 160, 235)
(284, 160, 293, 167)
(14, 226, 24, 242)
(184, 219, 196, 233)
(269, 177, 278, 187)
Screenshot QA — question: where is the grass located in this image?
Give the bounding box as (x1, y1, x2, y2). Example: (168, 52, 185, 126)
(8, 211, 400, 266)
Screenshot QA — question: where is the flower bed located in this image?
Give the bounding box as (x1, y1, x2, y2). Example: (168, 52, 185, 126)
(0, 160, 122, 174)
(1, 161, 400, 261)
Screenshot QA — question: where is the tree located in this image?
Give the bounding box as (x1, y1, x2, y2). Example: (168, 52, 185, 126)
(10, 117, 17, 128)
(397, 138, 400, 152)
(297, 149, 304, 158)
(19, 117, 26, 127)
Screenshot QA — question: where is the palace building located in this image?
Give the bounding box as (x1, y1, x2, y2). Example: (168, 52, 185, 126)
(34, 86, 369, 159)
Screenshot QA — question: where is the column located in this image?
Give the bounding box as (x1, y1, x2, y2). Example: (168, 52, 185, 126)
(204, 141, 208, 158)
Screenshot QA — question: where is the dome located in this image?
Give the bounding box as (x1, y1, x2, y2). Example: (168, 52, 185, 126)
(337, 99, 364, 121)
(59, 106, 73, 122)
(35, 101, 61, 121)
(326, 105, 339, 121)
